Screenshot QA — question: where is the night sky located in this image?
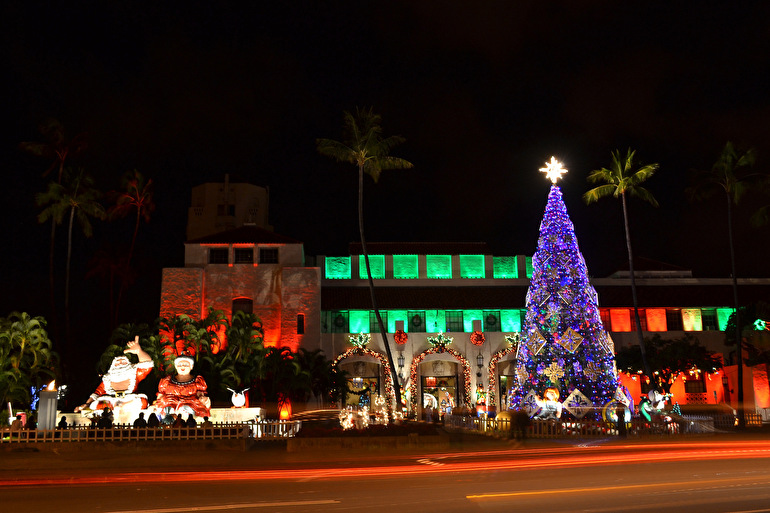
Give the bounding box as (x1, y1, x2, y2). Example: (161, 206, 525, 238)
(3, 2, 770, 337)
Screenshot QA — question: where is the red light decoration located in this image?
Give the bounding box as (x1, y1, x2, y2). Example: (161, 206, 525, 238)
(470, 330, 485, 346)
(333, 347, 396, 417)
(394, 330, 408, 345)
(409, 346, 472, 415)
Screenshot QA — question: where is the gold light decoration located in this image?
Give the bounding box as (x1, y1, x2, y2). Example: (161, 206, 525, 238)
(544, 361, 565, 382)
(557, 327, 584, 353)
(527, 330, 547, 356)
(583, 361, 599, 380)
(539, 156, 568, 183)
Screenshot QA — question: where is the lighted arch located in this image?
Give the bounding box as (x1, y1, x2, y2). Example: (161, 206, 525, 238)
(408, 347, 472, 414)
(487, 347, 517, 409)
(333, 347, 396, 417)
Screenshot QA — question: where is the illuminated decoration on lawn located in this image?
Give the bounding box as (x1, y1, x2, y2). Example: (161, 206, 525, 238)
(533, 386, 562, 419)
(348, 332, 372, 348)
(409, 346, 472, 414)
(756, 318, 768, 331)
(394, 330, 408, 345)
(470, 330, 485, 346)
(333, 347, 395, 418)
(510, 172, 618, 419)
(75, 336, 154, 424)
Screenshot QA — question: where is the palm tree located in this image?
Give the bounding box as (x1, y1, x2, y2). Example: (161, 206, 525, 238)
(36, 168, 105, 355)
(317, 107, 413, 416)
(20, 119, 88, 339)
(107, 170, 155, 327)
(686, 141, 761, 428)
(584, 148, 659, 382)
(0, 312, 58, 409)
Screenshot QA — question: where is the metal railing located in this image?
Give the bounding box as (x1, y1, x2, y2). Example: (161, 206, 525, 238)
(1, 420, 302, 443)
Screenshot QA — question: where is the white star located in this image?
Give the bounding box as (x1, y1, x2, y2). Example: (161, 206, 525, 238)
(539, 156, 568, 183)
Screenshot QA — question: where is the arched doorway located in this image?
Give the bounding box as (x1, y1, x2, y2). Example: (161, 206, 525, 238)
(333, 347, 396, 417)
(408, 346, 472, 418)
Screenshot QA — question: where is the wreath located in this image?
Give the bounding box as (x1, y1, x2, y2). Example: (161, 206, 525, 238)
(470, 330, 485, 346)
(394, 330, 408, 345)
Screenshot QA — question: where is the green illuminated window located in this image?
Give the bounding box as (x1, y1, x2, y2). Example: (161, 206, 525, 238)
(446, 310, 463, 332)
(325, 257, 351, 279)
(427, 255, 452, 279)
(393, 254, 418, 279)
(501, 310, 522, 332)
(716, 308, 734, 331)
(330, 311, 349, 333)
(493, 256, 518, 278)
(408, 311, 426, 332)
(459, 255, 485, 279)
(525, 256, 533, 279)
(369, 310, 387, 333)
(349, 310, 370, 333)
(358, 255, 385, 279)
(426, 310, 445, 332)
(483, 311, 501, 331)
(387, 310, 408, 332)
(463, 310, 483, 332)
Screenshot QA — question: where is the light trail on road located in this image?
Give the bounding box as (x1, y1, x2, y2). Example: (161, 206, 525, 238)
(3, 440, 770, 488)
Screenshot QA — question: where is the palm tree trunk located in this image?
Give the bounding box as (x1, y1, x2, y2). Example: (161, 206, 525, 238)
(65, 206, 75, 358)
(358, 163, 403, 418)
(621, 193, 653, 381)
(47, 220, 59, 342)
(727, 192, 745, 428)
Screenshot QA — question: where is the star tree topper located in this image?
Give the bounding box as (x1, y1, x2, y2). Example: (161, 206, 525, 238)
(539, 156, 568, 183)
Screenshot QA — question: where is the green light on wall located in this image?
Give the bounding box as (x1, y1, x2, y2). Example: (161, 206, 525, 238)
(387, 310, 408, 332)
(717, 308, 735, 331)
(393, 254, 418, 279)
(501, 310, 522, 332)
(493, 256, 518, 278)
(427, 255, 452, 279)
(325, 256, 351, 279)
(426, 310, 445, 332)
(525, 256, 533, 279)
(463, 310, 483, 332)
(459, 255, 485, 279)
(349, 310, 370, 333)
(358, 255, 385, 279)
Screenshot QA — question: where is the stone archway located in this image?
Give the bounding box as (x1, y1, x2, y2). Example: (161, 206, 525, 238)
(333, 347, 396, 417)
(408, 346, 472, 415)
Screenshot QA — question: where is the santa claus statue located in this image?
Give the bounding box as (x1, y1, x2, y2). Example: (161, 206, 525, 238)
(76, 336, 154, 422)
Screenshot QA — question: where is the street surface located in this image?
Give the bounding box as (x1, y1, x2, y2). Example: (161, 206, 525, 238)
(2, 435, 770, 512)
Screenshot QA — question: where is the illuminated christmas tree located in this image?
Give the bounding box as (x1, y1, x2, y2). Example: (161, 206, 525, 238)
(511, 158, 618, 420)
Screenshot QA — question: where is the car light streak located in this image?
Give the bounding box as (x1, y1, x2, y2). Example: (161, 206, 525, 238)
(3, 440, 770, 488)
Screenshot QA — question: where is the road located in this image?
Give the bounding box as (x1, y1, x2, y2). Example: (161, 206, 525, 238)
(2, 437, 770, 512)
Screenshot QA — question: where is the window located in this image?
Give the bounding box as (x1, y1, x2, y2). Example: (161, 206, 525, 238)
(493, 256, 518, 278)
(369, 311, 387, 333)
(599, 309, 612, 330)
(684, 376, 706, 393)
(234, 248, 253, 264)
(408, 311, 426, 333)
(445, 310, 463, 332)
(630, 309, 648, 331)
(426, 255, 452, 279)
(702, 309, 718, 331)
(483, 311, 501, 332)
(331, 311, 349, 334)
(325, 256, 351, 279)
(297, 314, 305, 335)
(232, 298, 253, 315)
(393, 254, 418, 279)
(259, 248, 279, 264)
(459, 254, 485, 279)
(209, 248, 229, 264)
(666, 309, 683, 331)
(358, 255, 385, 279)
